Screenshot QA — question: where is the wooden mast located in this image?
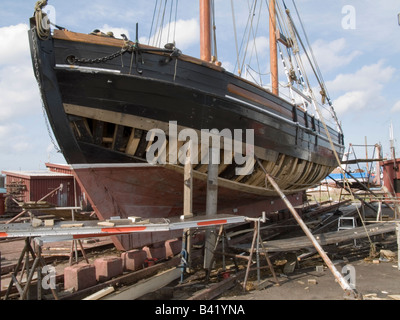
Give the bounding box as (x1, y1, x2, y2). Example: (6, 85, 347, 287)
(200, 0, 212, 62)
(269, 0, 279, 95)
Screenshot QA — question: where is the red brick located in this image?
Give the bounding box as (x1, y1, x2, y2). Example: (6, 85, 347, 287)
(121, 250, 147, 272)
(94, 257, 123, 282)
(165, 239, 182, 258)
(64, 264, 96, 292)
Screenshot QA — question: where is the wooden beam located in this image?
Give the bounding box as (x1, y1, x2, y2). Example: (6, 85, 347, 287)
(183, 147, 193, 217)
(104, 268, 181, 300)
(126, 129, 141, 155)
(112, 125, 126, 151)
(92, 120, 104, 145)
(188, 270, 245, 300)
(234, 222, 396, 253)
(83, 287, 115, 300)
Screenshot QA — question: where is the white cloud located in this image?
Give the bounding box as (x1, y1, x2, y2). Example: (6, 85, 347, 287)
(392, 101, 400, 113)
(311, 38, 362, 73)
(0, 123, 30, 153)
(327, 60, 395, 115)
(0, 24, 41, 121)
(141, 19, 199, 50)
(0, 24, 30, 66)
(0, 24, 50, 170)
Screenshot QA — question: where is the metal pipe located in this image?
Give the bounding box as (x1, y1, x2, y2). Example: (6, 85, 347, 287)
(265, 173, 361, 299)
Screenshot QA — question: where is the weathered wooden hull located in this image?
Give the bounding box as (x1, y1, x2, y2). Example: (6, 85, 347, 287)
(29, 22, 344, 250)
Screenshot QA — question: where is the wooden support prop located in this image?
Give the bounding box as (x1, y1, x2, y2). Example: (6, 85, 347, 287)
(397, 223, 400, 272)
(68, 240, 89, 266)
(204, 147, 219, 270)
(242, 218, 279, 291)
(182, 146, 194, 277)
(264, 172, 361, 300)
(4, 238, 59, 300)
(6, 210, 28, 225)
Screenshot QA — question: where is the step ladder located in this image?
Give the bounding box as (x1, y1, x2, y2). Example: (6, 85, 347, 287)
(338, 217, 358, 247)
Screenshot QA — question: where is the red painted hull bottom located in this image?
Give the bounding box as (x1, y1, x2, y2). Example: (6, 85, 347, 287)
(72, 165, 303, 251)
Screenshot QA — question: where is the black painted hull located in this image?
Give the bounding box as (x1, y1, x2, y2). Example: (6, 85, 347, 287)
(29, 23, 344, 249)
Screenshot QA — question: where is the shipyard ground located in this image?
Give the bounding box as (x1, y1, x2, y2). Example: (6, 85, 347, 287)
(219, 248, 400, 301)
(0, 234, 399, 301)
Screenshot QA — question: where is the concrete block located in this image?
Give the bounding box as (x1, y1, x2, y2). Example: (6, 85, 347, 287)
(121, 250, 147, 272)
(165, 239, 182, 258)
(94, 257, 123, 282)
(64, 264, 97, 292)
(143, 245, 167, 261)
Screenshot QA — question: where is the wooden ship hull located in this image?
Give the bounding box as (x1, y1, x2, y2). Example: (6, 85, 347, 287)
(28, 10, 344, 250)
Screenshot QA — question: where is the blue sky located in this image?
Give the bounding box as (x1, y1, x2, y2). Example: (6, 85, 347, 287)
(0, 0, 399, 172)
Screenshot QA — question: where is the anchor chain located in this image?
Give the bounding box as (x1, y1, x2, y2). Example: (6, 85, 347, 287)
(67, 48, 130, 65)
(67, 42, 181, 66)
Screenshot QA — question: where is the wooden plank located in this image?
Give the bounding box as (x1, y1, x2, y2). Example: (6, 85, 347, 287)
(97, 222, 115, 227)
(53, 30, 225, 72)
(72, 119, 93, 143)
(227, 84, 294, 119)
(53, 29, 128, 48)
(126, 129, 141, 155)
(104, 268, 181, 300)
(83, 287, 115, 300)
(188, 270, 245, 300)
(234, 222, 397, 253)
(60, 223, 84, 229)
(92, 120, 104, 145)
(184, 147, 193, 217)
(112, 125, 126, 151)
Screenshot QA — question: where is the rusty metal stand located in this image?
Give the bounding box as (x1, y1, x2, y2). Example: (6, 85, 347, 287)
(4, 238, 59, 300)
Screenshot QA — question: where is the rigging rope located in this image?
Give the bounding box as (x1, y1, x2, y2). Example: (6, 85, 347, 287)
(239, 0, 258, 78)
(230, 0, 241, 75)
(245, 0, 264, 86)
(148, 0, 158, 45)
(149, 0, 179, 47)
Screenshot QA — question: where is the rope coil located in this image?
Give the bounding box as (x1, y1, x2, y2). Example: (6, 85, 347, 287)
(34, 0, 51, 40)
